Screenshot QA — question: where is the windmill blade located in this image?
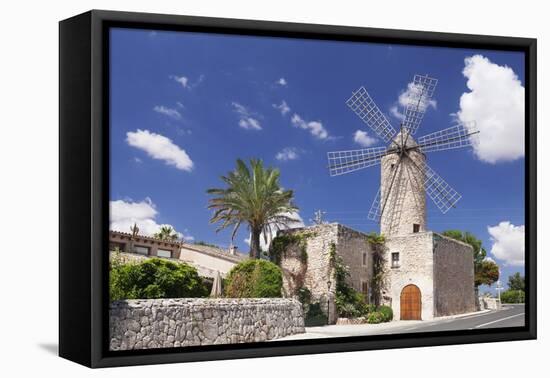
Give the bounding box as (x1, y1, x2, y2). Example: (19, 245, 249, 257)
(416, 160, 462, 214)
(346, 87, 397, 142)
(367, 188, 381, 222)
(417, 122, 479, 153)
(402, 74, 438, 135)
(327, 146, 387, 176)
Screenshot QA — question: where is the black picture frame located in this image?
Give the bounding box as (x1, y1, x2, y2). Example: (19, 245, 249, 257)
(59, 9, 537, 368)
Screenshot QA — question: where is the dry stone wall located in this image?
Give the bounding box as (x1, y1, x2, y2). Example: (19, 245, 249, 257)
(109, 298, 304, 350)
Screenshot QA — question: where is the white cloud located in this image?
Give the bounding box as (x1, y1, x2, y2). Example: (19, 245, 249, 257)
(457, 55, 525, 164)
(291, 113, 328, 139)
(398, 81, 437, 111)
(231, 102, 262, 130)
(276, 78, 288, 86)
(126, 129, 194, 171)
(110, 198, 192, 241)
(244, 211, 305, 250)
(153, 105, 182, 120)
(171, 74, 204, 90)
(171, 75, 189, 88)
(389, 80, 437, 122)
(389, 105, 405, 121)
(353, 130, 377, 147)
(276, 147, 300, 161)
(488, 221, 525, 266)
(273, 100, 291, 115)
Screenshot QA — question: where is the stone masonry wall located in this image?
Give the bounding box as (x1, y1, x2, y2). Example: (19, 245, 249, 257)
(380, 135, 427, 237)
(335, 225, 372, 297)
(384, 232, 435, 320)
(278, 223, 371, 324)
(109, 298, 304, 350)
(279, 224, 337, 323)
(433, 234, 476, 316)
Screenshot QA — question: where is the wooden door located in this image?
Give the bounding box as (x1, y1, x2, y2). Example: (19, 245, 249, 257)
(400, 284, 421, 320)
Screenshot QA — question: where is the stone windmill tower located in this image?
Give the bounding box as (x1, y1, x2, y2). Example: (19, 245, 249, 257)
(328, 75, 479, 237)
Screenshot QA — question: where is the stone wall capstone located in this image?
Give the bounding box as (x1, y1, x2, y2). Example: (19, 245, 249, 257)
(109, 298, 304, 351)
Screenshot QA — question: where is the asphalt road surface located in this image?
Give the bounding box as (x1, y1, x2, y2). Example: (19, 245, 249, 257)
(278, 304, 525, 340)
(383, 304, 525, 334)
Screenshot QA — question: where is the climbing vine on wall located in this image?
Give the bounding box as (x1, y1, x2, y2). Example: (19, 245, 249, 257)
(269, 232, 314, 265)
(270, 231, 315, 296)
(367, 232, 388, 307)
(329, 242, 369, 318)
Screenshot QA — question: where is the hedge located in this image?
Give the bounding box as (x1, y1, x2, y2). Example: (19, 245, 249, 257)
(109, 257, 209, 301)
(500, 289, 525, 304)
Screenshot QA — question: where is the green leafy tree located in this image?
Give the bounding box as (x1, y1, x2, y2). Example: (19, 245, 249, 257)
(500, 289, 525, 303)
(109, 258, 208, 301)
(224, 259, 283, 298)
(153, 225, 179, 241)
(507, 272, 525, 291)
(207, 159, 298, 258)
(476, 260, 500, 286)
(442, 230, 499, 287)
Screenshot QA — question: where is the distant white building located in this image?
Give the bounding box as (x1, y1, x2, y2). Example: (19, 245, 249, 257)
(109, 230, 246, 278)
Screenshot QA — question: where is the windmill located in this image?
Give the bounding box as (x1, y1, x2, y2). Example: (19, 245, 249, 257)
(327, 75, 479, 237)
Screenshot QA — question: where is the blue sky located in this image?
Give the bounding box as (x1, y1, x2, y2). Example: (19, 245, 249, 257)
(109, 28, 526, 293)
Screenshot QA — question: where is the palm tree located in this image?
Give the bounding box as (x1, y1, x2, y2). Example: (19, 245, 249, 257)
(207, 159, 298, 259)
(154, 225, 179, 241)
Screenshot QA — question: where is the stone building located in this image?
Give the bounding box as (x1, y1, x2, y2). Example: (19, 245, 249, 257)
(383, 232, 475, 320)
(278, 224, 475, 323)
(109, 230, 245, 278)
(278, 134, 475, 323)
(277, 223, 373, 324)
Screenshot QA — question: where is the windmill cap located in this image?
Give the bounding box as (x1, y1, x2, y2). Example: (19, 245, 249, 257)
(392, 129, 418, 148)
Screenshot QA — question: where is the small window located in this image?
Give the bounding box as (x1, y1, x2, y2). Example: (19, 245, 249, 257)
(362, 252, 368, 266)
(391, 252, 400, 268)
(413, 224, 420, 233)
(134, 245, 149, 255)
(390, 163, 395, 170)
(157, 249, 172, 258)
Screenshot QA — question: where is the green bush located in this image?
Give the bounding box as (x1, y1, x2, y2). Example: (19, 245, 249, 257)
(224, 259, 283, 298)
(500, 290, 525, 303)
(366, 311, 384, 324)
(304, 302, 328, 327)
(109, 258, 208, 301)
(377, 305, 393, 322)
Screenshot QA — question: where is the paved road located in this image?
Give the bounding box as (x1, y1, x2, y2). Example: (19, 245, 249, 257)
(279, 304, 525, 340)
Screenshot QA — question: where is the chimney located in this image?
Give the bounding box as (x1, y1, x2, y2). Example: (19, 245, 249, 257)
(228, 244, 237, 255)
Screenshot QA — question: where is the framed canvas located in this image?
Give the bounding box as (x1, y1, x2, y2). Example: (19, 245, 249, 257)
(59, 10, 537, 368)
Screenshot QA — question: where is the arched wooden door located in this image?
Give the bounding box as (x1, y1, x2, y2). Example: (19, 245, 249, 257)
(400, 284, 421, 320)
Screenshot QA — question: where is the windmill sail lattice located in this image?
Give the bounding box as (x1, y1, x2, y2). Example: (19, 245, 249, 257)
(417, 122, 478, 153)
(346, 87, 397, 142)
(328, 147, 387, 176)
(328, 74, 479, 236)
(403, 75, 438, 135)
